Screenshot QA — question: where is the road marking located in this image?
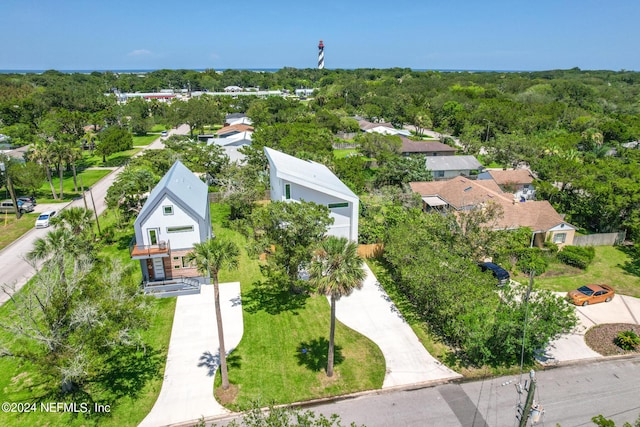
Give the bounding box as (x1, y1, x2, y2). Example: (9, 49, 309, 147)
(620, 296, 639, 325)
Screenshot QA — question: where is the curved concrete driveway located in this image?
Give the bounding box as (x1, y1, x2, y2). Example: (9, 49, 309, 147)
(139, 282, 243, 427)
(334, 264, 461, 388)
(539, 294, 640, 365)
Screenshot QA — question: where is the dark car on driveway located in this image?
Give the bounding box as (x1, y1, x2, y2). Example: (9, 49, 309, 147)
(478, 262, 510, 286)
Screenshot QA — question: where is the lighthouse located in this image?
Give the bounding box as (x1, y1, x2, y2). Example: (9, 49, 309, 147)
(318, 40, 325, 69)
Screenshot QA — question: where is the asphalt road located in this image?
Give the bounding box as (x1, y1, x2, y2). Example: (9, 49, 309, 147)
(208, 356, 640, 427)
(0, 126, 183, 305)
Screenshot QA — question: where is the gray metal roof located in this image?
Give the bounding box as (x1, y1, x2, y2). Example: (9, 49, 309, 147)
(264, 147, 357, 201)
(426, 155, 483, 171)
(136, 160, 209, 222)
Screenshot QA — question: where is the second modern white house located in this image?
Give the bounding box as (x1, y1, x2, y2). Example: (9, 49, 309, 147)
(264, 147, 359, 242)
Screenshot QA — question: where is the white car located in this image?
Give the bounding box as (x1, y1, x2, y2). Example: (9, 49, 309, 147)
(35, 210, 56, 228)
(161, 130, 168, 137)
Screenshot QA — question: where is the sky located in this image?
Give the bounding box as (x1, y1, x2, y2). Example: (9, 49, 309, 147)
(1, 0, 639, 72)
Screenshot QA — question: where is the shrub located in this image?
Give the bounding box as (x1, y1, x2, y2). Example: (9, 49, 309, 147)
(615, 330, 640, 351)
(557, 245, 596, 269)
(515, 247, 549, 274)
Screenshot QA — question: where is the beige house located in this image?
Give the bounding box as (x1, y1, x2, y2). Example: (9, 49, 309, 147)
(410, 176, 575, 248)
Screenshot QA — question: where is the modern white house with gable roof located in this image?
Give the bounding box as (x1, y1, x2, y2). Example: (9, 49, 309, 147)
(130, 160, 212, 297)
(264, 147, 359, 242)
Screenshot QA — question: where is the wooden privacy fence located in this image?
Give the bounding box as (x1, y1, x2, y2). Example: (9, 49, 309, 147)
(357, 243, 384, 259)
(572, 231, 626, 247)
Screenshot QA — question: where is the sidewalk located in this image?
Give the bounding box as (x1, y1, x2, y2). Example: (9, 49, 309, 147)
(334, 264, 462, 388)
(139, 282, 244, 427)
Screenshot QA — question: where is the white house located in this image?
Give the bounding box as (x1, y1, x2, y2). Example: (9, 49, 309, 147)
(130, 160, 212, 296)
(264, 147, 359, 242)
(208, 131, 253, 163)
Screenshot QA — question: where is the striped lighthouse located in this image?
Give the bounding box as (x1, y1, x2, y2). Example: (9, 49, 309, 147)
(318, 40, 325, 69)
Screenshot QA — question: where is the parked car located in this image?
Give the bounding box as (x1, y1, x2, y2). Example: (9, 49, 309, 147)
(0, 199, 35, 214)
(161, 130, 168, 137)
(18, 196, 37, 205)
(566, 284, 615, 306)
(35, 210, 57, 228)
(478, 262, 510, 286)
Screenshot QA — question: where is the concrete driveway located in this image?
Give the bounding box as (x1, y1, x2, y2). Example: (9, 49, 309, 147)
(539, 294, 640, 365)
(139, 282, 243, 427)
(333, 264, 461, 388)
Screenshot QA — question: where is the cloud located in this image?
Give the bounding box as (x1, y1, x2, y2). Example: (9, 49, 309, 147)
(128, 49, 152, 57)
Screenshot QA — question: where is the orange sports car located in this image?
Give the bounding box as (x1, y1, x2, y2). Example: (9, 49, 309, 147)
(566, 284, 615, 306)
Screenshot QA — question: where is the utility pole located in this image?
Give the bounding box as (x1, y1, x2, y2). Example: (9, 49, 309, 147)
(516, 271, 544, 425)
(88, 186, 101, 236)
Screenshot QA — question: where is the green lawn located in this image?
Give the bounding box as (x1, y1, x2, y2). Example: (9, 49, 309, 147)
(212, 204, 385, 410)
(0, 213, 39, 251)
(81, 148, 142, 168)
(132, 134, 159, 146)
(333, 148, 358, 159)
(0, 210, 176, 427)
(36, 168, 113, 203)
(534, 246, 640, 297)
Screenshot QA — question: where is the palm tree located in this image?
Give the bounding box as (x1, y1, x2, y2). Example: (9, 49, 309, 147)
(50, 207, 95, 246)
(185, 237, 240, 390)
(309, 236, 365, 377)
(28, 139, 58, 199)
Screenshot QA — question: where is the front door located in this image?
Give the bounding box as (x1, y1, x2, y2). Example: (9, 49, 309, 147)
(147, 228, 159, 245)
(152, 257, 165, 280)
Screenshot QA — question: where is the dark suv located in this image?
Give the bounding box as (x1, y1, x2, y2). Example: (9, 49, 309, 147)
(478, 262, 510, 286)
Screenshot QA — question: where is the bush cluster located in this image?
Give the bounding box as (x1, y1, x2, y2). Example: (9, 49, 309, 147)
(615, 330, 640, 351)
(557, 245, 596, 269)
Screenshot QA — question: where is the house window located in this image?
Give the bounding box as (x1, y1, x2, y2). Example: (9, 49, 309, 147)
(328, 202, 349, 209)
(167, 225, 194, 233)
(553, 232, 567, 244)
(182, 257, 195, 268)
(434, 171, 445, 178)
(285, 183, 291, 200)
(163, 205, 174, 215)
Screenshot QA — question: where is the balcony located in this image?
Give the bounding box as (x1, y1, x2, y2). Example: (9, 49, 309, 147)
(130, 239, 171, 259)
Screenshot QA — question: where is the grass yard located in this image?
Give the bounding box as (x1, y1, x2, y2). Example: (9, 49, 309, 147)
(0, 213, 39, 251)
(0, 211, 176, 427)
(132, 134, 159, 146)
(333, 148, 358, 159)
(81, 148, 141, 168)
(36, 168, 113, 203)
(534, 246, 640, 297)
(212, 204, 385, 410)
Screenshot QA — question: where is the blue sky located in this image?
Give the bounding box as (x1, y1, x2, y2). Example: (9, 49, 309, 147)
(2, 0, 639, 71)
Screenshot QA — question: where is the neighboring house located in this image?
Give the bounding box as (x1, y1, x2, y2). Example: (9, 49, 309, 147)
(400, 137, 457, 156)
(130, 160, 212, 297)
(224, 86, 243, 93)
(410, 176, 505, 211)
(357, 119, 394, 132)
(1, 145, 29, 163)
(226, 116, 253, 126)
(216, 124, 254, 137)
(264, 147, 359, 242)
(478, 168, 536, 201)
(409, 176, 575, 247)
(295, 88, 316, 97)
(357, 119, 410, 136)
(425, 155, 484, 180)
(208, 131, 253, 163)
